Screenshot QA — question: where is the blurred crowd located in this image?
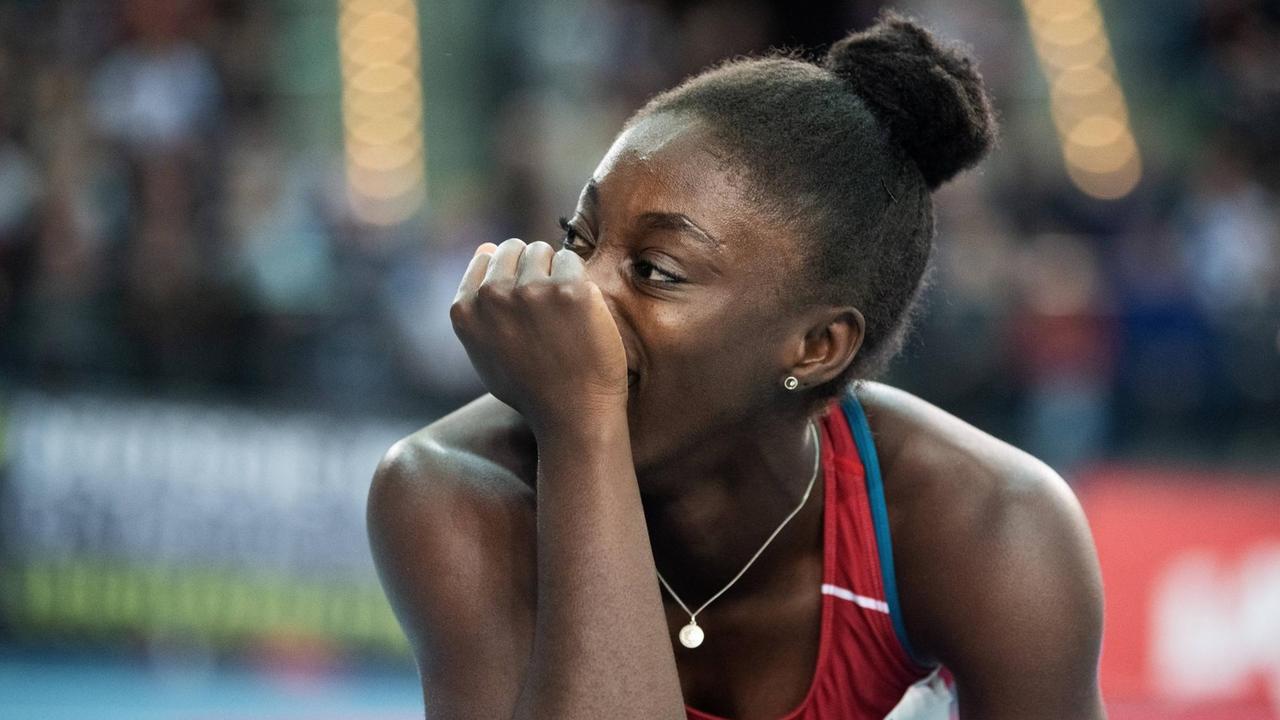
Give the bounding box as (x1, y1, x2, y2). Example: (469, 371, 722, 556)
(0, 0, 1276, 475)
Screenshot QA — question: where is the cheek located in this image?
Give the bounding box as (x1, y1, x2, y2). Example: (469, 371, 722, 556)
(638, 300, 782, 406)
(625, 296, 787, 464)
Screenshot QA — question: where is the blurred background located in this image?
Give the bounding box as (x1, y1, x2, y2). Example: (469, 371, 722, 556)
(0, 0, 1276, 718)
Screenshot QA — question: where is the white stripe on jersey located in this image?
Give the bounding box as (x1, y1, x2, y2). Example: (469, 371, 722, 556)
(821, 583, 891, 614)
(821, 584, 954, 719)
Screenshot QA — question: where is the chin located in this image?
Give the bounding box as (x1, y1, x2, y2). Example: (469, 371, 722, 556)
(625, 402, 698, 484)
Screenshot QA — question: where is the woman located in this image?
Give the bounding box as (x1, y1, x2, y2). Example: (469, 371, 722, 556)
(368, 13, 1105, 720)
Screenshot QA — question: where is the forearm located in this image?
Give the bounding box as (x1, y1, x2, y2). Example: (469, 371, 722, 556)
(512, 410, 685, 720)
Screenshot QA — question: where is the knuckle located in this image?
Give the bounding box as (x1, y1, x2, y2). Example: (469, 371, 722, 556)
(474, 282, 503, 302)
(521, 278, 555, 297)
(448, 299, 472, 325)
(553, 282, 584, 302)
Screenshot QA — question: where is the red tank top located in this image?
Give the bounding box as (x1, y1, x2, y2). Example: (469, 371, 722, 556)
(685, 390, 939, 720)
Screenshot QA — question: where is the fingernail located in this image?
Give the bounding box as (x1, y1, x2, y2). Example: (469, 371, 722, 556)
(476, 243, 498, 254)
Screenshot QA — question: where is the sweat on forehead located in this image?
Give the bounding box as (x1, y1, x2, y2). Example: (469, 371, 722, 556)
(593, 114, 731, 186)
(584, 114, 763, 245)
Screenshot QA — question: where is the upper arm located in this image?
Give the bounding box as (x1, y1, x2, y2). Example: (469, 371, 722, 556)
(366, 436, 534, 720)
(907, 460, 1105, 719)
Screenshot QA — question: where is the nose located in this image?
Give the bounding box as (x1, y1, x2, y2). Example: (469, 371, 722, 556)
(582, 249, 635, 358)
(582, 248, 627, 314)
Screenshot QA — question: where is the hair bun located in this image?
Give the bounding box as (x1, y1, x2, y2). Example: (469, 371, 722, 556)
(824, 11, 997, 190)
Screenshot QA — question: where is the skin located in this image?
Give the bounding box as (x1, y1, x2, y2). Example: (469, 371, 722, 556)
(367, 112, 1106, 720)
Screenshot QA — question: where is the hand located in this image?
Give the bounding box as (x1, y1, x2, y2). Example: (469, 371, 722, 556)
(450, 238, 630, 436)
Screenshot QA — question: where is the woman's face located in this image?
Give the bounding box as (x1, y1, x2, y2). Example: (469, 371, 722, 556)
(559, 112, 814, 472)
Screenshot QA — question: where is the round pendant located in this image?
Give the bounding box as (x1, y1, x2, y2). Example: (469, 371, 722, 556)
(678, 622, 704, 649)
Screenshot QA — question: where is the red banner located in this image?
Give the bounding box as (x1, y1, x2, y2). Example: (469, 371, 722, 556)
(1079, 467, 1280, 719)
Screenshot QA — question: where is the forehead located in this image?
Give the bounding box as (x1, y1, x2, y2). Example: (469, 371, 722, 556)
(586, 113, 756, 239)
(593, 112, 717, 181)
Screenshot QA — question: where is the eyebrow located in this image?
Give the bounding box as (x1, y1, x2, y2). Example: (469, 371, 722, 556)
(579, 180, 721, 251)
(636, 212, 721, 250)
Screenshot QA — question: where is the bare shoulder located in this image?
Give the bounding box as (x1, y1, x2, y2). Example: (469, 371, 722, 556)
(368, 394, 538, 579)
(366, 394, 538, 711)
(855, 382, 1104, 716)
(367, 393, 538, 597)
(375, 392, 539, 499)
(855, 381, 1067, 497)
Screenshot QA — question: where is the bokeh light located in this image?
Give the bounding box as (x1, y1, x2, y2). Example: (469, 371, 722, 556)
(338, 0, 426, 226)
(1023, 0, 1142, 199)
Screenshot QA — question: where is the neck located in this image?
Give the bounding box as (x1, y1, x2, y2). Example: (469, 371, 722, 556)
(638, 409, 826, 605)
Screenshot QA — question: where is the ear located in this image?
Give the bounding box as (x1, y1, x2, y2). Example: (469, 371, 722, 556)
(787, 307, 865, 389)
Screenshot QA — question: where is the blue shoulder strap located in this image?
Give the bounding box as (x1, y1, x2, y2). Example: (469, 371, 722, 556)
(839, 387, 933, 668)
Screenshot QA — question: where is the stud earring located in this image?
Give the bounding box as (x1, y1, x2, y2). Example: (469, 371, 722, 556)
(783, 376, 799, 391)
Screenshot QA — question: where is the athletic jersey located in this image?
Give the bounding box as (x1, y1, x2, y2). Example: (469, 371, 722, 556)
(685, 389, 953, 720)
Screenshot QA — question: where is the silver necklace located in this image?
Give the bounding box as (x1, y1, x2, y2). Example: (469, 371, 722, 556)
(656, 420, 822, 649)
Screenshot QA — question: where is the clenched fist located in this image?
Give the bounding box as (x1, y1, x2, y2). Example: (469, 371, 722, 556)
(450, 238, 630, 437)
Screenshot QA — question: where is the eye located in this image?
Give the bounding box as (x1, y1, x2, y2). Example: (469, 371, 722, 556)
(633, 259, 686, 284)
(558, 215, 592, 254)
(558, 216, 686, 285)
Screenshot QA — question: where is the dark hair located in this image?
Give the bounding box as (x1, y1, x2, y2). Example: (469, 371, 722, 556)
(627, 11, 997, 398)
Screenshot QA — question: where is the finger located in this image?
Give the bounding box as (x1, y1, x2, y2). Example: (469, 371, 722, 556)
(515, 241, 556, 286)
(482, 238, 526, 290)
(454, 244, 497, 300)
(550, 248, 585, 283)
